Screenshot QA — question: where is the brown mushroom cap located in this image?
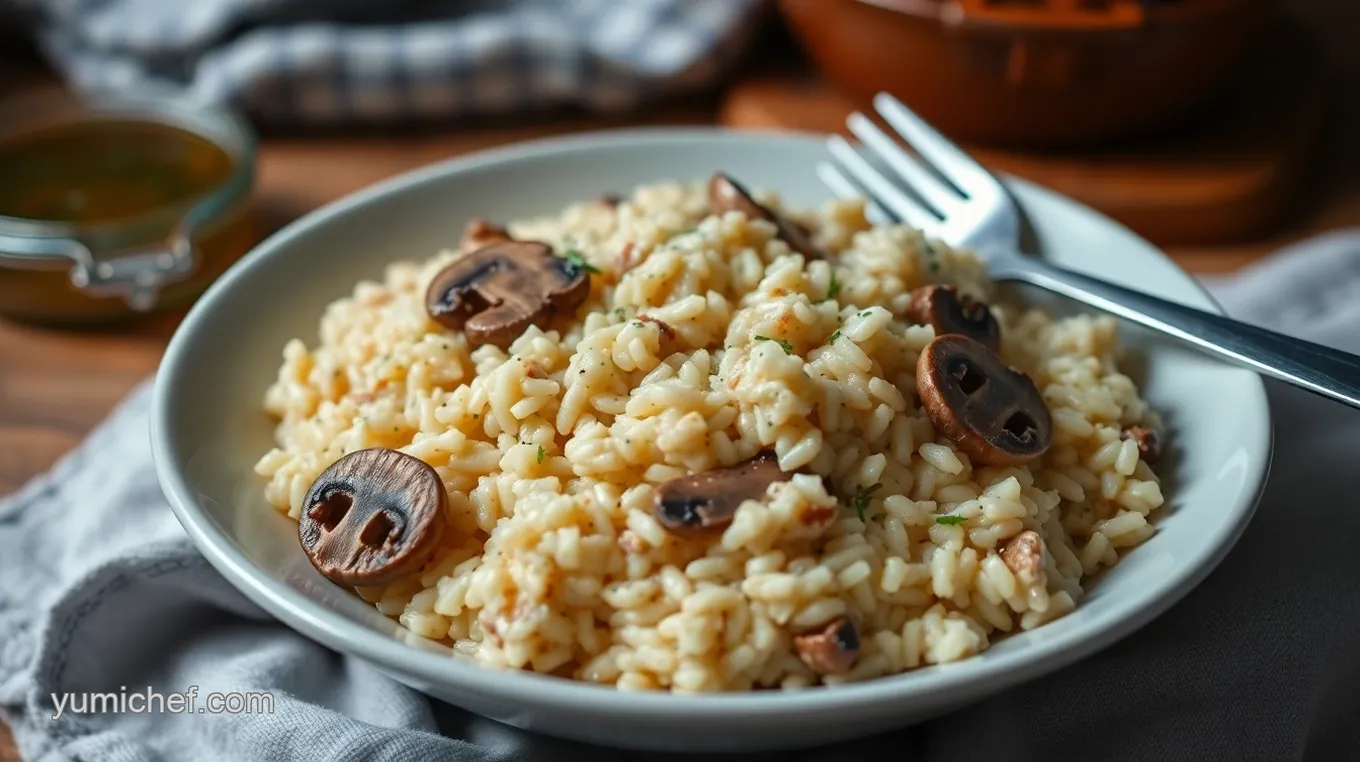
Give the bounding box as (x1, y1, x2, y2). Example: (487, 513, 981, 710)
(906, 285, 1001, 352)
(298, 448, 447, 587)
(653, 451, 788, 537)
(916, 334, 1053, 467)
(707, 172, 826, 260)
(793, 616, 860, 675)
(1122, 424, 1162, 465)
(425, 240, 590, 349)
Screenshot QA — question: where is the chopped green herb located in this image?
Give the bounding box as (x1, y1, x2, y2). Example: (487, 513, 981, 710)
(536, 445, 545, 464)
(633, 320, 644, 328)
(561, 248, 600, 275)
(852, 483, 883, 521)
(677, 226, 698, 236)
(754, 335, 794, 355)
(857, 310, 872, 318)
(828, 330, 841, 342)
(935, 515, 966, 526)
(614, 307, 626, 321)
(824, 272, 841, 302)
(471, 413, 479, 419)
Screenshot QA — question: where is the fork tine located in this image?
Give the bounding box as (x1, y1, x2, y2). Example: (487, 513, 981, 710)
(815, 162, 894, 225)
(873, 93, 997, 199)
(846, 112, 960, 215)
(826, 136, 939, 231)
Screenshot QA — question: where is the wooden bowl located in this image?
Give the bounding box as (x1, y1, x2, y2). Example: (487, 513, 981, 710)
(779, 0, 1270, 147)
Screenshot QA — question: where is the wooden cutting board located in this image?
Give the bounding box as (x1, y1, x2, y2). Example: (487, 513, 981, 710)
(720, 21, 1327, 247)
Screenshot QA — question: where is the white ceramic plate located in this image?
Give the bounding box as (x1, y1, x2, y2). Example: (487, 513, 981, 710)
(151, 129, 1271, 752)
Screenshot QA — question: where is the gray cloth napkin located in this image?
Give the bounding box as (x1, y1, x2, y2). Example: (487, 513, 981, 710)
(4, 231, 1360, 762)
(7, 0, 766, 124)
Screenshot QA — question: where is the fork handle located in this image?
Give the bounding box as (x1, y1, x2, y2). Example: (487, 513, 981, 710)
(992, 255, 1360, 410)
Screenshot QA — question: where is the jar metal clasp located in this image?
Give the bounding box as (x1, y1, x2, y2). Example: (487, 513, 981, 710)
(0, 223, 199, 312)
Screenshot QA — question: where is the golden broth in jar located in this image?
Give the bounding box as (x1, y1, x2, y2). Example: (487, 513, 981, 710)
(0, 121, 236, 224)
(0, 94, 255, 325)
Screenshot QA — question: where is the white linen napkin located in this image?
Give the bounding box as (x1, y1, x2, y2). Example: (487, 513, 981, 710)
(2, 231, 1359, 762)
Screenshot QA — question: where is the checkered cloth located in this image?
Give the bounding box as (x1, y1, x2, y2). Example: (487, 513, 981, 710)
(11, 0, 768, 124)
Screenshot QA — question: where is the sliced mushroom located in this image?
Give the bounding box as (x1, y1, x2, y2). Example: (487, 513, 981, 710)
(916, 334, 1053, 466)
(459, 218, 511, 251)
(906, 285, 1001, 352)
(999, 530, 1045, 588)
(653, 450, 788, 537)
(707, 172, 826, 260)
(793, 616, 860, 675)
(298, 448, 447, 587)
(1122, 424, 1162, 465)
(425, 240, 590, 349)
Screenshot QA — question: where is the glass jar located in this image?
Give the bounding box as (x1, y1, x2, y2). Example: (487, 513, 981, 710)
(0, 89, 256, 324)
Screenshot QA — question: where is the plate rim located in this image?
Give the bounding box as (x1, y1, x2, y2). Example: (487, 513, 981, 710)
(151, 126, 1273, 720)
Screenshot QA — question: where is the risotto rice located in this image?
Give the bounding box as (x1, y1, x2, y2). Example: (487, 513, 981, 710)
(255, 180, 1164, 691)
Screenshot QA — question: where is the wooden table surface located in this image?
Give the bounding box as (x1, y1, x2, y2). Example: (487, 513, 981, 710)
(1, 49, 1358, 762)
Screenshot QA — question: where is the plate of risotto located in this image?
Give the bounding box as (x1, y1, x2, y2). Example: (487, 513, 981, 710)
(152, 129, 1271, 751)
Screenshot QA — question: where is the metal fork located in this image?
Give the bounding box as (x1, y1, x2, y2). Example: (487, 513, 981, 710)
(819, 92, 1360, 411)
